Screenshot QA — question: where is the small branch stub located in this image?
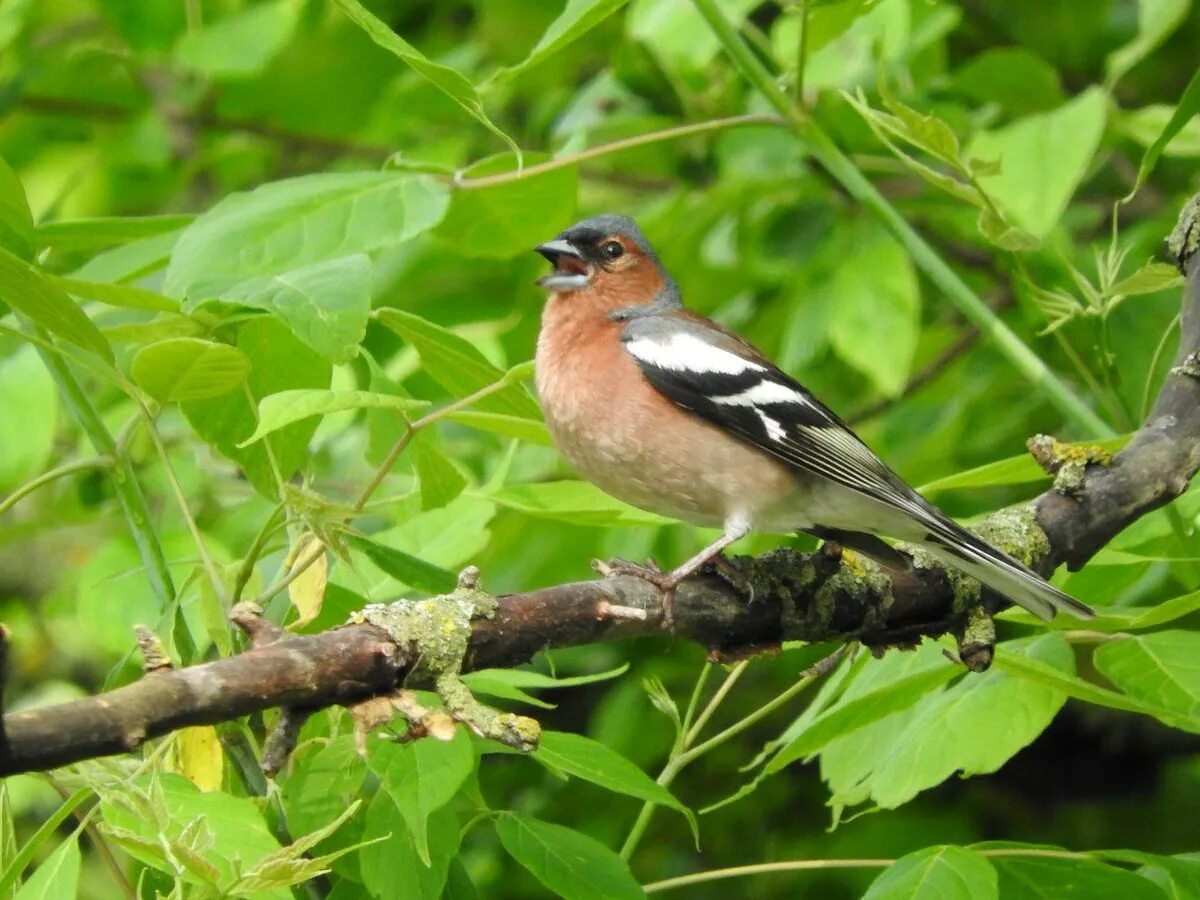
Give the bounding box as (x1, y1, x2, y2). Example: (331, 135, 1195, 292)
(133, 625, 174, 673)
(230, 602, 286, 646)
(1026, 434, 1112, 498)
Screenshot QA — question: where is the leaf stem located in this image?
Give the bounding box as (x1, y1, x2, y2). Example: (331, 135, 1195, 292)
(794, 1, 809, 103)
(684, 661, 748, 746)
(454, 115, 784, 190)
(141, 407, 229, 608)
(351, 360, 534, 512)
(29, 326, 177, 608)
(642, 848, 1099, 892)
(622, 649, 840, 860)
(689, 0, 1111, 438)
(0, 456, 113, 517)
(643, 858, 894, 892)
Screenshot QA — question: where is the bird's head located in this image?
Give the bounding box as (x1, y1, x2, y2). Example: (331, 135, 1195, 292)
(534, 215, 672, 310)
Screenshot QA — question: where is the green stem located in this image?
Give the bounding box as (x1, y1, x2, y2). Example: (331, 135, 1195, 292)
(689, 0, 1110, 439)
(794, 1, 809, 103)
(29, 327, 177, 607)
(232, 501, 286, 603)
(1141, 313, 1180, 419)
(455, 115, 784, 190)
(685, 661, 748, 746)
(141, 409, 229, 606)
(678, 662, 713, 744)
(642, 848, 1098, 893)
(0, 456, 113, 517)
(643, 858, 894, 892)
(351, 360, 536, 512)
(622, 654, 832, 860)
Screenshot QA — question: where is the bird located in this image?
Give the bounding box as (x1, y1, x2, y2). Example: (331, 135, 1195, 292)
(532, 214, 1094, 631)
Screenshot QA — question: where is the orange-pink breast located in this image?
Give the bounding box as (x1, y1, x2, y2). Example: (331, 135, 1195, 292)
(535, 296, 804, 531)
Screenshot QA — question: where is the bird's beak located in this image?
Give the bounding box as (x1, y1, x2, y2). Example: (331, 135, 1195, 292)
(534, 240, 592, 292)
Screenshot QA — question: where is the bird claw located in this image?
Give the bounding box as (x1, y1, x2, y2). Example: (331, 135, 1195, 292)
(591, 557, 677, 633)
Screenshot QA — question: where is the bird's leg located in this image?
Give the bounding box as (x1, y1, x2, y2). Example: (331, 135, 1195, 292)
(595, 522, 750, 632)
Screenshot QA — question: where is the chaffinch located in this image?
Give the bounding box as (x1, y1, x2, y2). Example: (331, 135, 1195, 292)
(533, 214, 1094, 631)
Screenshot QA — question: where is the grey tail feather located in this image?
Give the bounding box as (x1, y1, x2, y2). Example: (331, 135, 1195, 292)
(920, 520, 1094, 621)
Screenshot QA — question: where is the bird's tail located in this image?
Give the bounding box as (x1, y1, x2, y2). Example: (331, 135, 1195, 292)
(918, 517, 1094, 621)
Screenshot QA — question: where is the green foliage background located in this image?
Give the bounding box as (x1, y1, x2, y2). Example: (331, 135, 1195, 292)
(1, 0, 1199, 897)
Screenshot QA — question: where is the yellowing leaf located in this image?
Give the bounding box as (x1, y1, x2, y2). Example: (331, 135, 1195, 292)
(175, 726, 224, 792)
(288, 535, 328, 628)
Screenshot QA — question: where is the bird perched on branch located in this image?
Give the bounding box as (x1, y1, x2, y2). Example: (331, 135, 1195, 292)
(533, 215, 1094, 631)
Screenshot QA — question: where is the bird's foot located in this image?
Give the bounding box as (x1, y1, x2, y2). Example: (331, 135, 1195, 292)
(592, 557, 678, 633)
(707, 553, 755, 604)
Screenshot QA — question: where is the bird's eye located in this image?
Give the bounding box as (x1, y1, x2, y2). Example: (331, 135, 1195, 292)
(600, 240, 625, 260)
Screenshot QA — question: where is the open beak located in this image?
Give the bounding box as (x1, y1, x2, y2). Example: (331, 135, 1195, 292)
(534, 239, 592, 292)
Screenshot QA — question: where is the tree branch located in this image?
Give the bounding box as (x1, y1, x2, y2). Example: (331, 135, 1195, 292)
(1, 201, 1197, 778)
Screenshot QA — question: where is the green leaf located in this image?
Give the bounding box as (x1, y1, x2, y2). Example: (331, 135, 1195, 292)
(1094, 631, 1200, 718)
(952, 47, 1065, 115)
(12, 835, 80, 900)
(1120, 102, 1200, 159)
(131, 338, 250, 403)
(71, 229, 182, 284)
(918, 434, 1131, 494)
(535, 731, 695, 834)
(332, 0, 520, 161)
(360, 794, 459, 899)
(36, 215, 193, 254)
(164, 173, 448, 294)
(487, 0, 629, 84)
(863, 846, 997, 900)
(827, 221, 920, 397)
(174, 0, 299, 78)
(979, 843, 1167, 900)
(494, 814, 643, 900)
(0, 790, 88, 899)
(1110, 261, 1186, 298)
(240, 389, 428, 447)
(343, 533, 457, 595)
(463, 664, 629, 708)
(875, 80, 961, 166)
(1125, 68, 1200, 199)
(100, 774, 283, 893)
(977, 206, 1041, 253)
(340, 496, 495, 598)
(1105, 0, 1191, 86)
(445, 410, 553, 445)
(0, 784, 15, 882)
(993, 646, 1200, 733)
(193, 254, 373, 364)
(50, 276, 180, 312)
(280, 736, 368, 836)
(844, 92, 980, 207)
(488, 480, 674, 526)
(0, 154, 34, 260)
(368, 729, 474, 866)
(0, 0, 35, 55)
(182, 317, 331, 497)
(0, 247, 113, 363)
(436, 153, 578, 258)
(0, 346, 58, 493)
(968, 88, 1107, 238)
(818, 635, 1073, 812)
(228, 802, 370, 894)
(413, 430, 468, 510)
(766, 663, 960, 774)
(627, 0, 759, 70)
(375, 309, 541, 418)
